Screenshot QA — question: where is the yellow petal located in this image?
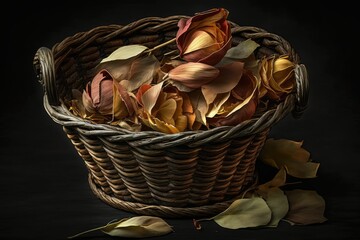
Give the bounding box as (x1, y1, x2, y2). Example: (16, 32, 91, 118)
(113, 84, 129, 120)
(157, 98, 177, 122)
(142, 112, 180, 134)
(206, 92, 230, 118)
(189, 90, 208, 125)
(184, 30, 218, 54)
(141, 82, 164, 113)
(273, 57, 294, 72)
(175, 115, 188, 132)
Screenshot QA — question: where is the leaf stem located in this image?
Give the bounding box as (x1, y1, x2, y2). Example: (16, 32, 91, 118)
(146, 38, 176, 54)
(67, 225, 105, 239)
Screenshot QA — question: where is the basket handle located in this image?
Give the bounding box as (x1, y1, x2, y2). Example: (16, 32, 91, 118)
(33, 47, 59, 106)
(292, 64, 309, 118)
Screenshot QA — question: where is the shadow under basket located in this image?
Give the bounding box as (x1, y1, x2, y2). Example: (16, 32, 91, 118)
(33, 15, 309, 218)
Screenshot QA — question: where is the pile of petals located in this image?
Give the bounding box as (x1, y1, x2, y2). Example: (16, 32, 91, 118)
(69, 8, 296, 134)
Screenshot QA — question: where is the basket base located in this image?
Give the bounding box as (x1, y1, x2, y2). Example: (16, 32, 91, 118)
(88, 174, 258, 218)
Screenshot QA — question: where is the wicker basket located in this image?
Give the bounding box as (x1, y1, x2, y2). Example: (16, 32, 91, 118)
(33, 15, 308, 218)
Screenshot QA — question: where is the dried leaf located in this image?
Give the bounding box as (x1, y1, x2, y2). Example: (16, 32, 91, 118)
(113, 83, 130, 120)
(136, 84, 152, 105)
(212, 197, 272, 229)
(189, 89, 208, 125)
(225, 38, 260, 60)
(263, 187, 289, 227)
(201, 61, 244, 105)
(100, 45, 148, 63)
(112, 81, 136, 120)
(231, 70, 258, 102)
(141, 82, 164, 113)
(225, 79, 257, 117)
(102, 216, 173, 237)
(99, 59, 131, 81)
(68, 216, 173, 239)
(168, 62, 220, 89)
(122, 54, 160, 92)
(207, 98, 257, 126)
(284, 189, 327, 225)
(257, 168, 287, 195)
(206, 92, 231, 118)
(168, 80, 195, 92)
(259, 139, 320, 178)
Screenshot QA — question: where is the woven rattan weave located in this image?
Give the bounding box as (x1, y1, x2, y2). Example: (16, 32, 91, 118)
(33, 16, 308, 217)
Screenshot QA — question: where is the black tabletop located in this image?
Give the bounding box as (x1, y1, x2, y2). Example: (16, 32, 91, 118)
(2, 1, 359, 239)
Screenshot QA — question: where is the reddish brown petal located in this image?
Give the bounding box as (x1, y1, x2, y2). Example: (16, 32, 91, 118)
(114, 81, 135, 115)
(176, 8, 231, 63)
(90, 70, 112, 105)
(201, 61, 244, 105)
(209, 98, 257, 126)
(82, 86, 96, 114)
(169, 62, 220, 88)
(232, 70, 257, 101)
(197, 36, 232, 65)
(136, 84, 152, 105)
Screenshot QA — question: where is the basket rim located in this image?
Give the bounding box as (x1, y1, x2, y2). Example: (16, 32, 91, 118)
(44, 92, 296, 148)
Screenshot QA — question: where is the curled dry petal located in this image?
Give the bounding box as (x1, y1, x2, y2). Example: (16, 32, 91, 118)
(168, 62, 220, 89)
(113, 81, 136, 120)
(121, 54, 160, 92)
(136, 84, 152, 105)
(201, 61, 244, 105)
(189, 89, 208, 126)
(259, 55, 295, 100)
(139, 84, 195, 134)
(176, 8, 232, 65)
(80, 69, 135, 124)
(206, 70, 259, 127)
(208, 98, 257, 127)
(83, 70, 114, 115)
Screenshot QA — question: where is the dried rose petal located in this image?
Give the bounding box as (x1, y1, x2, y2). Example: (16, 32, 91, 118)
(176, 8, 232, 65)
(259, 55, 295, 100)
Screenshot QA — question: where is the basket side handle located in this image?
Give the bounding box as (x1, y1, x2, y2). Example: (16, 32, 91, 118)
(33, 47, 59, 106)
(292, 64, 309, 118)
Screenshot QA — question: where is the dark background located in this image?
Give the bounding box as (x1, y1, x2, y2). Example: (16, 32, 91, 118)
(1, 1, 359, 239)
